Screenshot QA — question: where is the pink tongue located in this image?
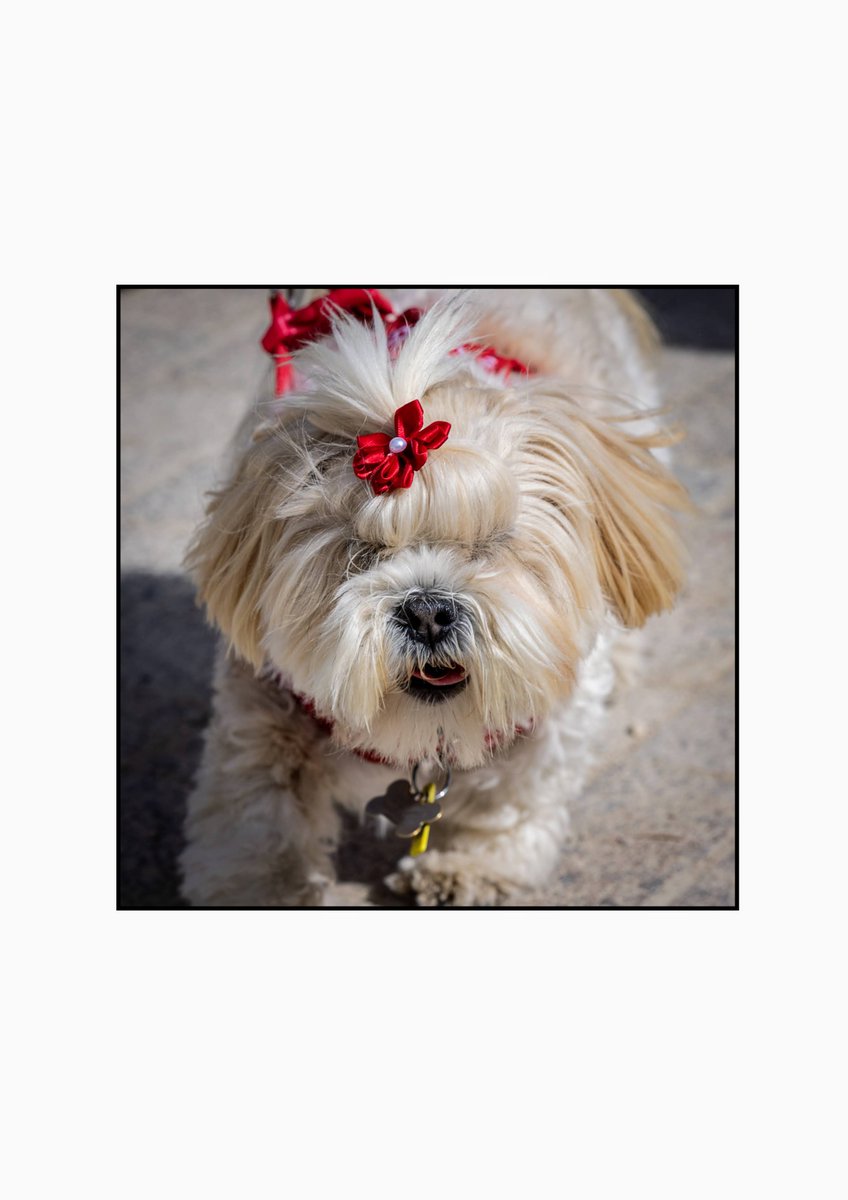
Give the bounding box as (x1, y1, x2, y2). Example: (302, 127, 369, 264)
(412, 665, 467, 687)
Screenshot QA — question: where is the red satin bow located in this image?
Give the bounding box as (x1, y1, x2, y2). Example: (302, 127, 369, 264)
(262, 288, 394, 395)
(262, 290, 531, 496)
(353, 400, 451, 495)
(262, 289, 532, 396)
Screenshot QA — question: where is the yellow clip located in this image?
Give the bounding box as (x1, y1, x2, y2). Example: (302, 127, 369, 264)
(410, 783, 437, 857)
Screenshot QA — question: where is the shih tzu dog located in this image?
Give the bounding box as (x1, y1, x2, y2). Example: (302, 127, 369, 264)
(181, 288, 686, 907)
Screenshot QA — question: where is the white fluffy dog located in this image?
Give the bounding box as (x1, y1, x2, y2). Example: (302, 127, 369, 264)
(181, 288, 686, 907)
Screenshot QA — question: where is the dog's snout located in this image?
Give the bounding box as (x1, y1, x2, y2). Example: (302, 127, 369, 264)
(398, 593, 458, 645)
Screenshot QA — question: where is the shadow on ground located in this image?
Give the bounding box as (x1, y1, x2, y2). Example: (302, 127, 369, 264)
(120, 572, 215, 908)
(120, 571, 413, 908)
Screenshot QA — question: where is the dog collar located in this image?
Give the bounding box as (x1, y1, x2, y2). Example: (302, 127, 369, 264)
(293, 689, 393, 766)
(266, 670, 535, 768)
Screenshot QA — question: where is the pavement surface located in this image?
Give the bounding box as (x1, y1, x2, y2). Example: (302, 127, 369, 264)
(120, 288, 736, 908)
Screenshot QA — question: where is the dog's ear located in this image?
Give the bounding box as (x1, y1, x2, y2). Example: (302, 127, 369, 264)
(185, 440, 282, 668)
(578, 412, 689, 627)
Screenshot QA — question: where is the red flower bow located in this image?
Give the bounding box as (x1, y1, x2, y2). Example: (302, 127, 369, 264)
(353, 400, 451, 495)
(262, 288, 394, 395)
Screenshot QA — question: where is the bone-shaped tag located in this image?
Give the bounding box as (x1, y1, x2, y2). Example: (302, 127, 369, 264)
(366, 779, 442, 840)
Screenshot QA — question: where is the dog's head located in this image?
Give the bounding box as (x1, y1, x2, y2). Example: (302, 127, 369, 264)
(187, 297, 686, 767)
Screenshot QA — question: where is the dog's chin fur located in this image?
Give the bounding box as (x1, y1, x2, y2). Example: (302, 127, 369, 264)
(181, 289, 688, 906)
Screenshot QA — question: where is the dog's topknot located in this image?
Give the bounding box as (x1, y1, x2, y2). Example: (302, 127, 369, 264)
(282, 293, 482, 437)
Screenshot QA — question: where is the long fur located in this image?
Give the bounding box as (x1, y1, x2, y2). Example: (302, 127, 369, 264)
(182, 289, 687, 906)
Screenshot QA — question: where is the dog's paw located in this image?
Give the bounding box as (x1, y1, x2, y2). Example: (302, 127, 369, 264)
(385, 851, 515, 907)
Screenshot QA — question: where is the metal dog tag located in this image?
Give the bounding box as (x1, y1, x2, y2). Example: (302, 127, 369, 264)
(366, 779, 442, 840)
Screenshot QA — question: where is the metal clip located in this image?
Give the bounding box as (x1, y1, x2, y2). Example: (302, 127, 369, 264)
(411, 759, 452, 802)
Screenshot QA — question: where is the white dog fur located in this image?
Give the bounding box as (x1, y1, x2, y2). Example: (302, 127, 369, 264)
(180, 288, 687, 907)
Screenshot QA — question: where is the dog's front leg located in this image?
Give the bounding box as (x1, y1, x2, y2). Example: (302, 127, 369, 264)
(385, 770, 577, 908)
(180, 659, 340, 907)
(385, 817, 569, 908)
(181, 776, 337, 908)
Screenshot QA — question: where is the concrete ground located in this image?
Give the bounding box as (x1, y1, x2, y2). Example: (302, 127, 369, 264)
(120, 288, 736, 908)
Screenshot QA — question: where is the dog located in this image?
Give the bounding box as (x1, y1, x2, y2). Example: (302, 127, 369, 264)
(180, 288, 687, 906)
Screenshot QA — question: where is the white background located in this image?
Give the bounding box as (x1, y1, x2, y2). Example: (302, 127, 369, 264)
(3, 2, 844, 1198)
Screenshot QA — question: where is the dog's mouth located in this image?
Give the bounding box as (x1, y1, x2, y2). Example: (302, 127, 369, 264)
(406, 662, 469, 703)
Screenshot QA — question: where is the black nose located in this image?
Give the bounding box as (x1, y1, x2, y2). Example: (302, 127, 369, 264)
(397, 593, 457, 645)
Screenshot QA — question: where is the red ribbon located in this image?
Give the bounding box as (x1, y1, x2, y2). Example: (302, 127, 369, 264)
(458, 344, 530, 378)
(261, 289, 531, 395)
(261, 289, 531, 494)
(353, 399, 451, 495)
(262, 288, 395, 395)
